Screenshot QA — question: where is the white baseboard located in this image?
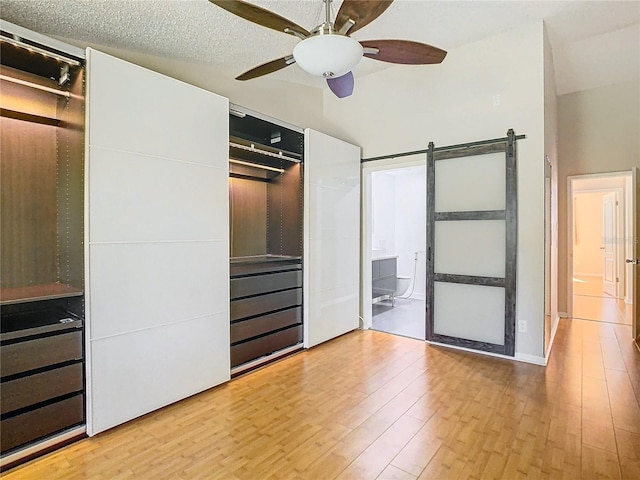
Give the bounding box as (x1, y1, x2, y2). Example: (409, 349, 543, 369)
(573, 273, 603, 278)
(558, 311, 569, 318)
(625, 297, 632, 305)
(514, 352, 547, 366)
(426, 341, 547, 366)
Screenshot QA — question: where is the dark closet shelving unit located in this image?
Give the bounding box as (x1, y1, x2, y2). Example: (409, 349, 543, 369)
(0, 34, 86, 462)
(228, 109, 305, 372)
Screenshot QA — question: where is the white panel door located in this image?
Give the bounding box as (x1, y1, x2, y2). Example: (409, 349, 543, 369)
(304, 129, 361, 348)
(602, 192, 617, 297)
(85, 49, 230, 435)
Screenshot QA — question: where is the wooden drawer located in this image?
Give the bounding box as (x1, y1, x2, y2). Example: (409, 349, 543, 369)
(231, 307, 301, 344)
(231, 270, 302, 300)
(1, 394, 84, 453)
(1, 331, 83, 378)
(230, 288, 302, 322)
(231, 325, 302, 368)
(1, 363, 83, 415)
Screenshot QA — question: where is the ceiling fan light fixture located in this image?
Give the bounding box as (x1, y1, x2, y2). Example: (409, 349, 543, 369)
(292, 34, 363, 78)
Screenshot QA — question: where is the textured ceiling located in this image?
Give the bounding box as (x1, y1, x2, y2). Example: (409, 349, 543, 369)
(1, 0, 638, 94)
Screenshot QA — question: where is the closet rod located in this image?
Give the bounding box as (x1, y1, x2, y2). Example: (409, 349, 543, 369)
(0, 74, 70, 98)
(361, 133, 526, 163)
(229, 159, 284, 173)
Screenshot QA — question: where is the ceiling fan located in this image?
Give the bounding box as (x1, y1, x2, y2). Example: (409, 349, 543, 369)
(209, 0, 447, 98)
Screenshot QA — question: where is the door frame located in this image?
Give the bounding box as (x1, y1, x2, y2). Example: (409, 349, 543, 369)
(361, 156, 428, 332)
(567, 171, 633, 318)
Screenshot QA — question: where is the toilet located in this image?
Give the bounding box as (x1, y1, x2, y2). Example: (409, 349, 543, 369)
(396, 275, 412, 297)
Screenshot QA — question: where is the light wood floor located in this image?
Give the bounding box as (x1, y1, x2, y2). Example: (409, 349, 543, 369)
(573, 276, 632, 325)
(4, 319, 640, 479)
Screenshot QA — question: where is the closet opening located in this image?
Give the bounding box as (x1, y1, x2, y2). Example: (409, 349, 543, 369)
(228, 107, 305, 374)
(1, 28, 86, 466)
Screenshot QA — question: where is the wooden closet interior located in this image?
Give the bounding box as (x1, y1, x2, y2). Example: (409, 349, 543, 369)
(228, 111, 305, 372)
(0, 36, 86, 457)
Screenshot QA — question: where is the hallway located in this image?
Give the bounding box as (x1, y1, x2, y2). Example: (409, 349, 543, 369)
(4, 319, 639, 479)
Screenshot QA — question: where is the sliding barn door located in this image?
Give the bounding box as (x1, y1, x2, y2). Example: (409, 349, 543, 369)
(426, 132, 517, 356)
(85, 49, 230, 434)
(304, 129, 361, 348)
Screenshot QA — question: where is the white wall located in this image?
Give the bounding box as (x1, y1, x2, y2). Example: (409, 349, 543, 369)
(393, 167, 427, 298)
(543, 22, 559, 354)
(323, 22, 547, 359)
(371, 172, 396, 256)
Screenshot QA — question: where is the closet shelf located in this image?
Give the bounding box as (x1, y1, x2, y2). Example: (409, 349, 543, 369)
(1, 283, 83, 305)
(1, 108, 60, 126)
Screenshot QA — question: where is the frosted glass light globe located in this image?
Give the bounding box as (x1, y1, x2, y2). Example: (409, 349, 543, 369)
(293, 34, 363, 78)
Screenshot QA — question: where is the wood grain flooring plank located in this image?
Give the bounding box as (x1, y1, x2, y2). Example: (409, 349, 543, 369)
(581, 444, 622, 479)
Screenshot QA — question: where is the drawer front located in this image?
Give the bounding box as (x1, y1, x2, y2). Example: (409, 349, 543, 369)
(231, 325, 303, 368)
(231, 289, 302, 322)
(231, 307, 301, 344)
(230, 261, 301, 277)
(231, 270, 302, 300)
(1, 331, 83, 378)
(1, 363, 84, 415)
(1, 394, 84, 453)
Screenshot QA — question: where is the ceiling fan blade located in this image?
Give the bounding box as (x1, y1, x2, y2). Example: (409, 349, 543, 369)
(326, 71, 355, 98)
(334, 1, 394, 35)
(236, 56, 295, 81)
(209, 0, 310, 38)
(361, 40, 447, 64)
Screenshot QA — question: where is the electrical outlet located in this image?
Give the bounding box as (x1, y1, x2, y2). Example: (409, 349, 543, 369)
(518, 320, 528, 333)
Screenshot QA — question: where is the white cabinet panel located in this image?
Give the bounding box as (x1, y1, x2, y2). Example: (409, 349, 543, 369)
(308, 183, 360, 240)
(86, 49, 229, 436)
(89, 147, 228, 243)
(88, 313, 229, 434)
(87, 49, 227, 167)
(89, 241, 228, 339)
(306, 283, 360, 348)
(308, 232, 360, 291)
(304, 129, 361, 348)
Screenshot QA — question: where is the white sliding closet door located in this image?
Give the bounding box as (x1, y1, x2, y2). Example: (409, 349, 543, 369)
(304, 129, 361, 348)
(85, 49, 229, 435)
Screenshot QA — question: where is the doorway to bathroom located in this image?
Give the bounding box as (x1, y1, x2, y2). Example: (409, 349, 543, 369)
(363, 161, 427, 340)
